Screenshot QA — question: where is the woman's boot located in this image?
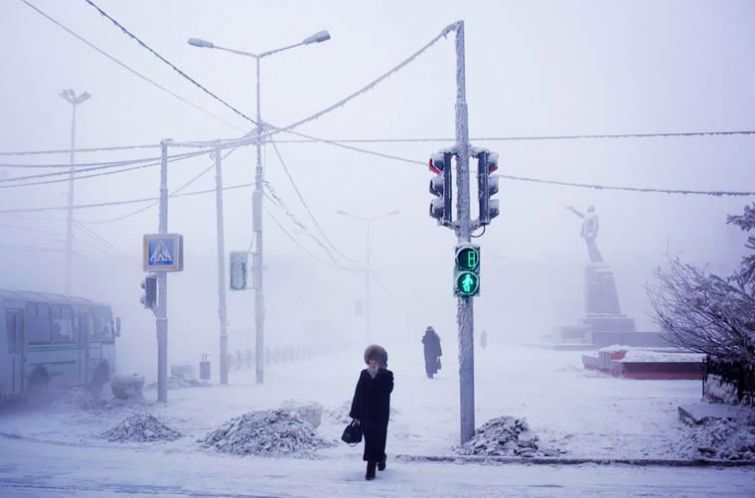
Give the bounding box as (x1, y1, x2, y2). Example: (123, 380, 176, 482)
(366, 461, 377, 480)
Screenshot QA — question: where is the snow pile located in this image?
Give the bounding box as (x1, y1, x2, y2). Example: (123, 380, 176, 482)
(280, 400, 323, 428)
(456, 416, 563, 458)
(325, 401, 352, 425)
(675, 417, 755, 460)
(102, 413, 181, 443)
(203, 409, 334, 458)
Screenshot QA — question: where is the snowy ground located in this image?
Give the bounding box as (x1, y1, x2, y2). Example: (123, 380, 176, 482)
(1, 342, 753, 496)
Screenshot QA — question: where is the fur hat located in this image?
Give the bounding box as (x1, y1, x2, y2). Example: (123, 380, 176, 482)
(364, 344, 388, 367)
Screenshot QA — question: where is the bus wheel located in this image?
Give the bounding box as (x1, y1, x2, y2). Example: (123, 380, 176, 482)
(89, 364, 109, 395)
(26, 370, 49, 408)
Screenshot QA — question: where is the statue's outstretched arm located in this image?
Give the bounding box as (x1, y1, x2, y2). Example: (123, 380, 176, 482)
(566, 206, 584, 218)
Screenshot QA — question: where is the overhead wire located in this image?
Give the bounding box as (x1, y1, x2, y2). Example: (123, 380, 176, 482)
(82, 0, 258, 127)
(0, 143, 161, 157)
(0, 150, 211, 190)
(269, 138, 356, 263)
(20, 0, 246, 132)
(77, 131, 256, 224)
(0, 149, 209, 176)
(272, 130, 755, 144)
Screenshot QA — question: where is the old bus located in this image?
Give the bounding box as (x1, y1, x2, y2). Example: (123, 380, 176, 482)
(0, 290, 120, 403)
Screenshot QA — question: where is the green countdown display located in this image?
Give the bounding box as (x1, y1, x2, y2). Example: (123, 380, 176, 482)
(456, 246, 479, 271)
(454, 244, 481, 297)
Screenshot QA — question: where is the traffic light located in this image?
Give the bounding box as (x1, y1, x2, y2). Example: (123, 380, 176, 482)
(230, 251, 248, 290)
(429, 151, 453, 226)
(454, 244, 480, 297)
(140, 275, 157, 310)
(476, 149, 500, 226)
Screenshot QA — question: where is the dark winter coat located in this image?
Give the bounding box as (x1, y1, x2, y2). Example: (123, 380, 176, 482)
(349, 368, 394, 462)
(422, 330, 443, 374)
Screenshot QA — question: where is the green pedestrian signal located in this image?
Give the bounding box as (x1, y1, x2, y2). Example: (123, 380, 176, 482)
(454, 244, 480, 297)
(456, 271, 479, 297)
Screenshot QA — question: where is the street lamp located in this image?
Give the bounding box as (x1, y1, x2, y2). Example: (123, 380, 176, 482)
(336, 209, 400, 342)
(187, 30, 331, 385)
(59, 89, 91, 296)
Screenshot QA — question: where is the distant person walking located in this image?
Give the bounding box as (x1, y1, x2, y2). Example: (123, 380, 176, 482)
(481, 329, 488, 350)
(349, 345, 394, 481)
(422, 326, 443, 379)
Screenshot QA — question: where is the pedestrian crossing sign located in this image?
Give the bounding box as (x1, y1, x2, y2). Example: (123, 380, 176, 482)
(143, 234, 184, 272)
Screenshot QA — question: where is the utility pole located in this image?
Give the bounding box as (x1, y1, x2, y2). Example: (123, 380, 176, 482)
(453, 21, 476, 445)
(364, 222, 372, 342)
(59, 89, 91, 295)
(214, 143, 229, 385)
(253, 57, 265, 385)
(157, 139, 170, 403)
(336, 209, 399, 343)
(186, 30, 330, 385)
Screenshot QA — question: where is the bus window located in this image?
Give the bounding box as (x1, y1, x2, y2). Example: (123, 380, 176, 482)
(51, 304, 74, 343)
(75, 315, 88, 347)
(92, 307, 114, 341)
(6, 310, 24, 353)
(5, 313, 13, 353)
(25, 303, 51, 345)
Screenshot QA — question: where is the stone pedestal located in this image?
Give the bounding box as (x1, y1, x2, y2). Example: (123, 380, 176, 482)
(555, 262, 636, 344)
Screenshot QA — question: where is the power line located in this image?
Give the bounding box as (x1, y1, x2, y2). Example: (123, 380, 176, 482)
(502, 174, 755, 196)
(273, 129, 755, 144)
(263, 184, 344, 265)
(80, 0, 453, 149)
(20, 0, 245, 132)
(0, 143, 161, 157)
(0, 149, 208, 173)
(77, 132, 255, 224)
(273, 131, 755, 197)
(0, 150, 210, 190)
(0, 180, 253, 214)
(82, 0, 259, 128)
(265, 208, 358, 273)
(269, 138, 356, 263)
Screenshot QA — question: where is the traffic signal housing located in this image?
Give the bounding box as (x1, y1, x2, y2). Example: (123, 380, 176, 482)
(429, 151, 453, 226)
(230, 251, 248, 290)
(140, 275, 158, 310)
(454, 244, 480, 297)
(476, 149, 500, 226)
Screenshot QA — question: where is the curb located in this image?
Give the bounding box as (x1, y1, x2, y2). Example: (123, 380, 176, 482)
(395, 454, 755, 468)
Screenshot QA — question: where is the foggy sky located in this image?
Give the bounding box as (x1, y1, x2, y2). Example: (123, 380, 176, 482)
(1, 0, 754, 375)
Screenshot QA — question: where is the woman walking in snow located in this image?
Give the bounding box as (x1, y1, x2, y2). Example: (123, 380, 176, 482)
(349, 344, 394, 481)
(422, 326, 443, 378)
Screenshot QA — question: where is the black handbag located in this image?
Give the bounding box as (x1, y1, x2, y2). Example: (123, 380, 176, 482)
(341, 420, 363, 445)
(437, 357, 442, 370)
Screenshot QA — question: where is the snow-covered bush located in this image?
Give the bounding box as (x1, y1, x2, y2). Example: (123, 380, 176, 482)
(649, 203, 755, 369)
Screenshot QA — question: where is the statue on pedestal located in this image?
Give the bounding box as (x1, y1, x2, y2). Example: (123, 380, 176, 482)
(567, 205, 603, 263)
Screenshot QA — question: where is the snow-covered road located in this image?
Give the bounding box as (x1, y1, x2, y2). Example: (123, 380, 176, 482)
(1, 436, 754, 497)
(2, 342, 753, 496)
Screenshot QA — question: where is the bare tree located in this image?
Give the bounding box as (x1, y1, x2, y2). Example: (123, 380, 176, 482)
(649, 203, 755, 366)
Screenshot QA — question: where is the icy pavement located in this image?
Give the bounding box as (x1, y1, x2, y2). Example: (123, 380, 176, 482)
(1, 341, 754, 496)
(0, 343, 744, 460)
(0, 436, 753, 497)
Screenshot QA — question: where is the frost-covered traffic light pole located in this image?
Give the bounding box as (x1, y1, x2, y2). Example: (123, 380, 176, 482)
(428, 21, 500, 444)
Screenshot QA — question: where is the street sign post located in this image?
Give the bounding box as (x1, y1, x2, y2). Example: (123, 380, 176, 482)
(143, 234, 184, 272)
